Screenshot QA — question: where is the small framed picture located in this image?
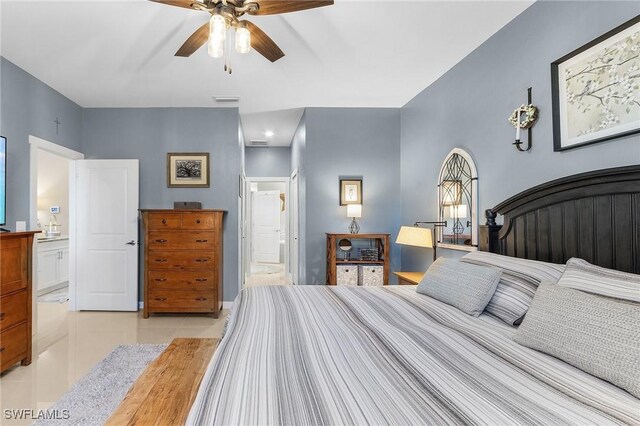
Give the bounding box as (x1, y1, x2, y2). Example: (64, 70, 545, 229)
(340, 179, 362, 205)
(551, 16, 640, 151)
(167, 152, 210, 188)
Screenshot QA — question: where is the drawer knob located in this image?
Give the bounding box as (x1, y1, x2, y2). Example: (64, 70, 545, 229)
(196, 219, 201, 224)
(195, 259, 208, 263)
(195, 298, 207, 301)
(195, 278, 207, 282)
(155, 259, 167, 263)
(195, 239, 208, 243)
(155, 278, 167, 282)
(155, 298, 167, 301)
(0, 347, 4, 352)
(155, 239, 167, 243)
(162, 219, 167, 224)
(0, 312, 4, 320)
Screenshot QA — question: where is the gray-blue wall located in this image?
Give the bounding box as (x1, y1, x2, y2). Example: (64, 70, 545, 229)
(400, 1, 640, 273)
(82, 108, 241, 301)
(1, 57, 83, 228)
(304, 108, 402, 284)
(245, 147, 291, 177)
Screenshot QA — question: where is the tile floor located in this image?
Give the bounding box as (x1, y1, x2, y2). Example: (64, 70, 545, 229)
(0, 302, 229, 425)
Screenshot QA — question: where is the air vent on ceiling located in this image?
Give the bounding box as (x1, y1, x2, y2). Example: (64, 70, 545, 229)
(213, 96, 240, 103)
(250, 140, 269, 147)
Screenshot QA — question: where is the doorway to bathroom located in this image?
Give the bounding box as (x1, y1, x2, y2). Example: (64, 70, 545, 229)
(243, 178, 291, 287)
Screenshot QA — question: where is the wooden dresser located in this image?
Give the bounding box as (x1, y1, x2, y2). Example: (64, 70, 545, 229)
(140, 210, 225, 319)
(1, 231, 39, 373)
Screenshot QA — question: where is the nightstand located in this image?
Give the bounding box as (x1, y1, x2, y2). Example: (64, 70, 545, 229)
(393, 272, 424, 286)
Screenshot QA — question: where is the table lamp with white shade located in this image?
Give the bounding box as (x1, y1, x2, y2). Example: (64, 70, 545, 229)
(396, 221, 446, 261)
(347, 204, 362, 234)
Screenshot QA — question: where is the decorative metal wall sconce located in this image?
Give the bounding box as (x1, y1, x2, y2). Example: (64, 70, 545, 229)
(509, 87, 538, 152)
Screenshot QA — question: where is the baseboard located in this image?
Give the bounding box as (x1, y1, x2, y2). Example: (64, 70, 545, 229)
(138, 301, 144, 309)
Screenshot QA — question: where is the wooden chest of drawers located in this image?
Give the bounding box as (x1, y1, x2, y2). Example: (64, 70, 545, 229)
(140, 210, 225, 318)
(0, 231, 38, 373)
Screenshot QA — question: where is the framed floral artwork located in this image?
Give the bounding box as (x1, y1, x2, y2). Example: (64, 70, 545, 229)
(551, 16, 640, 151)
(167, 152, 210, 188)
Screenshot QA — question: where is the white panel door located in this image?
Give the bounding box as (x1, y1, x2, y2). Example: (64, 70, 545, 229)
(252, 190, 281, 264)
(76, 160, 139, 311)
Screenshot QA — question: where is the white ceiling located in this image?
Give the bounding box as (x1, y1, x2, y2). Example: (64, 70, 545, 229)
(0, 0, 533, 145)
(241, 108, 304, 146)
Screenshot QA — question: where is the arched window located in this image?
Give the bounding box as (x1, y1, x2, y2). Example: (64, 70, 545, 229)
(437, 148, 478, 251)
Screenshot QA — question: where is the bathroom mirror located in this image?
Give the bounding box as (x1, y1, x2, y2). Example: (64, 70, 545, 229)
(437, 148, 478, 251)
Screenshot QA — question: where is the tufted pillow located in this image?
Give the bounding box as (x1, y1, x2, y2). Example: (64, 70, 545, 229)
(513, 283, 640, 398)
(558, 258, 640, 302)
(461, 251, 565, 325)
(416, 257, 501, 316)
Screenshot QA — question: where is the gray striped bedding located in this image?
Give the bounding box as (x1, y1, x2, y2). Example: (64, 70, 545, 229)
(461, 251, 565, 325)
(558, 258, 640, 302)
(187, 286, 640, 425)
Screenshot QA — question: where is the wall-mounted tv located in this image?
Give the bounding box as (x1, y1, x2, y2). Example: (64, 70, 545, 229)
(0, 136, 6, 227)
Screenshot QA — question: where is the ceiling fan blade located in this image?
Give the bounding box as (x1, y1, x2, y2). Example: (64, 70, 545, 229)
(248, 0, 333, 16)
(149, 0, 207, 11)
(175, 22, 209, 57)
(244, 21, 285, 62)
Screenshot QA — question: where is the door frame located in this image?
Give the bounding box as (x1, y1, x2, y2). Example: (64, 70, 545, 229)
(243, 177, 290, 284)
(29, 136, 84, 317)
(290, 168, 299, 285)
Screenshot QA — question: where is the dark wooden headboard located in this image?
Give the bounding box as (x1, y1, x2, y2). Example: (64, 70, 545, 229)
(479, 166, 640, 274)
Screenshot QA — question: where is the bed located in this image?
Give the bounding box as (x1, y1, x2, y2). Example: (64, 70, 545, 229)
(186, 166, 640, 425)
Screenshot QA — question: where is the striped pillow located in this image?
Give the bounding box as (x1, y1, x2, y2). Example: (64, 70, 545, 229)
(461, 251, 565, 325)
(558, 258, 640, 302)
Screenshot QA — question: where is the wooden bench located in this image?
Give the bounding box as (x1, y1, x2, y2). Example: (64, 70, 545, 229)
(106, 338, 218, 426)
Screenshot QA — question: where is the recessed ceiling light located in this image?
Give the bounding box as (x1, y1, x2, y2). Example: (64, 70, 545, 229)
(265, 130, 275, 138)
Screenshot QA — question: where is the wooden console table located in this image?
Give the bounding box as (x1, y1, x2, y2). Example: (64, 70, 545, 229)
(326, 233, 390, 285)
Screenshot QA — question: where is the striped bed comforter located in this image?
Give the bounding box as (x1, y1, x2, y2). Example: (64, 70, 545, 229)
(187, 286, 640, 425)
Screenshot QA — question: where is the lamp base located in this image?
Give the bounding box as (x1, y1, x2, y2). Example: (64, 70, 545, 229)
(349, 218, 360, 234)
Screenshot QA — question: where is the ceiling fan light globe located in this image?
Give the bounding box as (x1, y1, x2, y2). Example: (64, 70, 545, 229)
(209, 14, 227, 41)
(235, 26, 251, 54)
(208, 35, 224, 58)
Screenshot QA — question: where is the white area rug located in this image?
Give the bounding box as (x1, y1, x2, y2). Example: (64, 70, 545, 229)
(251, 263, 282, 275)
(38, 287, 69, 304)
(34, 344, 167, 426)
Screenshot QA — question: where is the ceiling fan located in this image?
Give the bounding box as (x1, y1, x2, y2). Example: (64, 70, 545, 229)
(151, 0, 334, 71)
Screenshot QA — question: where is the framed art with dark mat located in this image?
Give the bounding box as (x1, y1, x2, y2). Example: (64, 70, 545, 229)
(167, 152, 210, 188)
